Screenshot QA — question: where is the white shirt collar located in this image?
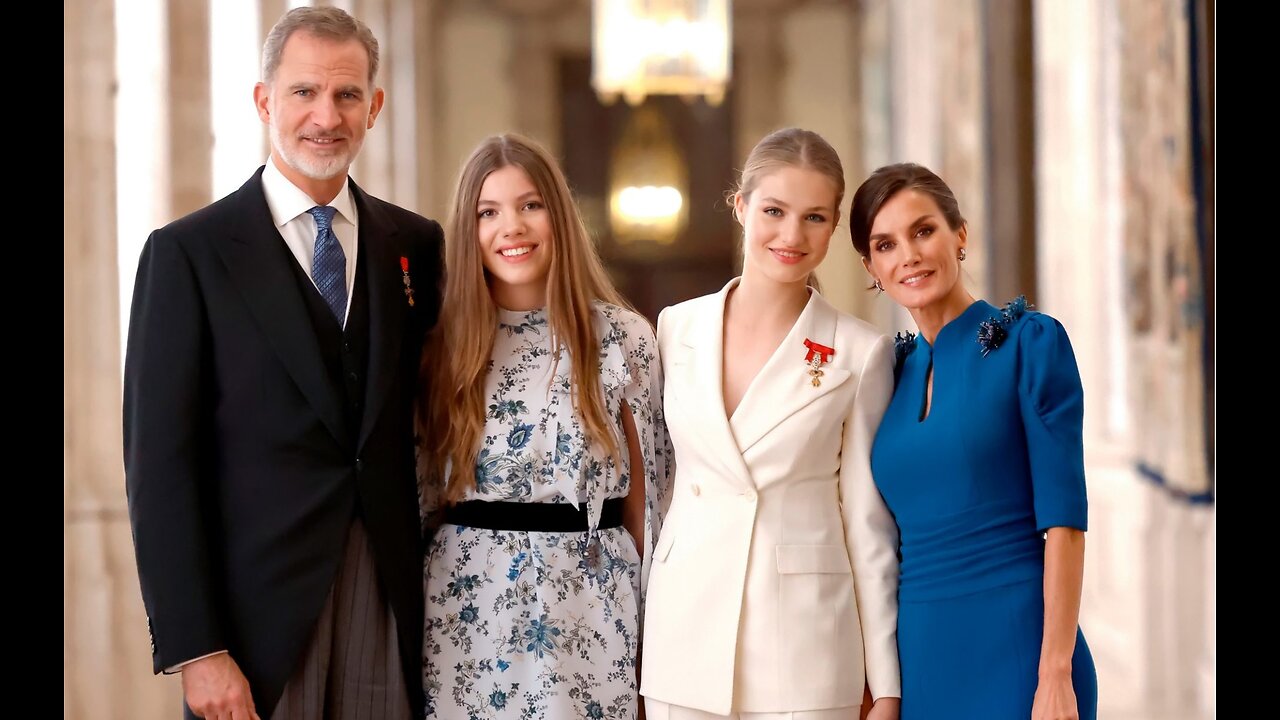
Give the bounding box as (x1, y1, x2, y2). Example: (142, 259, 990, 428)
(261, 156, 357, 228)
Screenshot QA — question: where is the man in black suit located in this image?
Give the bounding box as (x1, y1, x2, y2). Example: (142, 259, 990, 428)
(123, 7, 441, 719)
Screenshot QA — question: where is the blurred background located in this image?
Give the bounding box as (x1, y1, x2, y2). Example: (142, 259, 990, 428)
(65, 0, 1214, 717)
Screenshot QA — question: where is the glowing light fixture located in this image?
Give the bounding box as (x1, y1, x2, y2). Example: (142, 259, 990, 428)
(618, 186, 684, 219)
(610, 105, 687, 244)
(592, 0, 732, 106)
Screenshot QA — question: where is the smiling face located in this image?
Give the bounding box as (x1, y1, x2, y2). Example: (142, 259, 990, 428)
(254, 30, 384, 201)
(861, 188, 970, 313)
(735, 166, 841, 287)
(475, 164, 555, 310)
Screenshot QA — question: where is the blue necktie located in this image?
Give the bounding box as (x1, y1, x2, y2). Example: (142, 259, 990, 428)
(308, 206, 347, 323)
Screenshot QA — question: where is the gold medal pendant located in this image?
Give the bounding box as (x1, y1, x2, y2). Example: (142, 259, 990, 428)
(803, 335, 834, 386)
(808, 355, 824, 387)
(400, 256, 416, 307)
(802, 338, 835, 388)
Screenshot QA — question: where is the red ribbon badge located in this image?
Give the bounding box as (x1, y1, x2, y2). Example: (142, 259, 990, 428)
(400, 256, 415, 306)
(803, 338, 835, 364)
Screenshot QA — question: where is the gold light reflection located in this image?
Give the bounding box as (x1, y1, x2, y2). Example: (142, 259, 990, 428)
(592, 0, 731, 106)
(609, 105, 687, 245)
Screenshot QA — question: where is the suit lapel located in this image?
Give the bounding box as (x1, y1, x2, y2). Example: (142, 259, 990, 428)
(729, 290, 852, 454)
(351, 181, 404, 452)
(213, 169, 350, 448)
(669, 280, 758, 490)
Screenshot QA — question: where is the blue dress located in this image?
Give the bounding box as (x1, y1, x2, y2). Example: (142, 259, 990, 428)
(870, 299, 1098, 719)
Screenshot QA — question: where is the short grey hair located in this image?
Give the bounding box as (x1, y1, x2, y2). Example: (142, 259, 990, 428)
(261, 6, 380, 87)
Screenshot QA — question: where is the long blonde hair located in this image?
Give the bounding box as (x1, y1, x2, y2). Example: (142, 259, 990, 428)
(420, 133, 631, 503)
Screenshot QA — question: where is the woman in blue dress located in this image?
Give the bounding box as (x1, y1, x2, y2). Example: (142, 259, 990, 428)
(848, 163, 1097, 720)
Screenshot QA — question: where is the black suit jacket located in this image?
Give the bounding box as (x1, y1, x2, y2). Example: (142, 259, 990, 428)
(123, 167, 442, 718)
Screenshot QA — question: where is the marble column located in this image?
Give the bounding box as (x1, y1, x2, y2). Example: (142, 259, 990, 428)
(1034, 0, 1213, 716)
(167, 0, 214, 218)
(65, 0, 189, 715)
(492, 0, 585, 164)
(982, 0, 1037, 304)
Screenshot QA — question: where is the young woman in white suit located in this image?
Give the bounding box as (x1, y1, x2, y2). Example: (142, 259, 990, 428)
(640, 128, 902, 720)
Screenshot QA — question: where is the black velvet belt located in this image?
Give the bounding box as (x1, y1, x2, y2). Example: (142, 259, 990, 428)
(443, 497, 624, 532)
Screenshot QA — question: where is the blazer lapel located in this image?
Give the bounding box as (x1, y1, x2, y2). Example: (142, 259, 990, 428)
(350, 181, 405, 453)
(729, 291, 852, 454)
(668, 280, 758, 490)
(213, 169, 349, 448)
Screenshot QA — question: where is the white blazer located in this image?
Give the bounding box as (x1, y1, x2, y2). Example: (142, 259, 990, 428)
(640, 279, 900, 715)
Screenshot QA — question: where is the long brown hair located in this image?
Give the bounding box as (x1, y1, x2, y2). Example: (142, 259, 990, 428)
(420, 133, 632, 503)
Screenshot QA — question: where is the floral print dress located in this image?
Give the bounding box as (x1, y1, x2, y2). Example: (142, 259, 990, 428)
(422, 302, 672, 719)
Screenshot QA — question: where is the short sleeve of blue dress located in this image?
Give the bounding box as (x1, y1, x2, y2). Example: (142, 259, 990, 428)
(1016, 313, 1088, 533)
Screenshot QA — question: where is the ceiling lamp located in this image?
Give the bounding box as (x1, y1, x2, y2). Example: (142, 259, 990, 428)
(592, 0, 732, 106)
(610, 105, 688, 245)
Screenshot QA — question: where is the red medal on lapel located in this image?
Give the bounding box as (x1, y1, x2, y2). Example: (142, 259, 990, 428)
(803, 338, 835, 387)
(400, 256, 415, 307)
(803, 339, 834, 364)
